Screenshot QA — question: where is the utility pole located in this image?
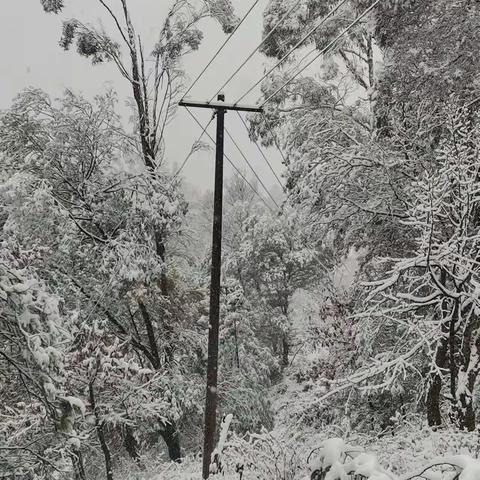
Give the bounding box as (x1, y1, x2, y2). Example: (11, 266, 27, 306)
(179, 95, 262, 479)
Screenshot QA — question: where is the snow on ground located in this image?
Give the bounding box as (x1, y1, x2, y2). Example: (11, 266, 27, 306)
(132, 334, 480, 480)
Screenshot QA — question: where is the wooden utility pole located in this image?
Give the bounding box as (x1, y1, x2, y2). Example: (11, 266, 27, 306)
(179, 95, 262, 479)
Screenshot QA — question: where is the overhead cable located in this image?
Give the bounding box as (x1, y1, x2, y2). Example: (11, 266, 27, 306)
(261, 0, 381, 107)
(173, 114, 215, 179)
(185, 108, 275, 212)
(234, 0, 349, 105)
(236, 111, 285, 192)
(181, 0, 262, 100)
(224, 126, 280, 209)
(209, 0, 304, 103)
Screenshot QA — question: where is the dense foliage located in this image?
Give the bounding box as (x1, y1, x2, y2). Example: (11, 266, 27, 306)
(2, 0, 480, 479)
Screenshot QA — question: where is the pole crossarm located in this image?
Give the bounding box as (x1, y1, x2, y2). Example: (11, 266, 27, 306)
(179, 99, 263, 113)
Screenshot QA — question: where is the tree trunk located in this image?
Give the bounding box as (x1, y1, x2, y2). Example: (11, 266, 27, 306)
(456, 372, 477, 431)
(366, 34, 375, 91)
(155, 231, 174, 365)
(89, 383, 114, 480)
(120, 0, 155, 170)
(121, 0, 179, 459)
(448, 301, 459, 405)
(138, 299, 161, 370)
(426, 270, 451, 428)
(365, 33, 376, 132)
(457, 397, 476, 431)
(233, 316, 240, 369)
(282, 335, 289, 367)
(70, 448, 86, 480)
(426, 319, 449, 427)
(124, 425, 142, 465)
(454, 315, 480, 431)
(159, 421, 182, 462)
(426, 372, 443, 428)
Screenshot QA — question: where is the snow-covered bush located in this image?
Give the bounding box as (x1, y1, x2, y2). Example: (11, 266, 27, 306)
(0, 250, 83, 478)
(309, 437, 480, 480)
(220, 431, 305, 480)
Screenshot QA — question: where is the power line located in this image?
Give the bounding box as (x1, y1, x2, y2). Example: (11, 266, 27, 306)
(234, 0, 349, 105)
(185, 115, 333, 279)
(181, 0, 262, 100)
(173, 114, 215, 179)
(236, 111, 285, 192)
(224, 126, 280, 209)
(183, 118, 332, 279)
(261, 0, 381, 107)
(185, 107, 275, 212)
(209, 0, 304, 103)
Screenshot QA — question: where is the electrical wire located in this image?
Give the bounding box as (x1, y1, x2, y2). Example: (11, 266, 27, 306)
(181, 118, 332, 279)
(234, 0, 349, 105)
(209, 0, 304, 103)
(181, 0, 263, 100)
(236, 111, 285, 192)
(184, 107, 275, 212)
(172, 114, 215, 179)
(261, 0, 381, 107)
(224, 126, 280, 209)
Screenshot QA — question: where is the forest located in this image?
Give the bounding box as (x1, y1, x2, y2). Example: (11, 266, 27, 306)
(1, 0, 480, 479)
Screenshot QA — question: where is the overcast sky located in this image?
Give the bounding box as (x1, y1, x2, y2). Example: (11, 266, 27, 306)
(0, 0, 284, 196)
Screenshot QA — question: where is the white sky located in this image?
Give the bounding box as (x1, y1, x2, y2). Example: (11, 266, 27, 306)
(0, 0, 284, 195)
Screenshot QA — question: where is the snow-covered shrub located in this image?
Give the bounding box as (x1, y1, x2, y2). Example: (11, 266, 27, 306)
(309, 437, 480, 480)
(0, 250, 83, 478)
(221, 429, 310, 480)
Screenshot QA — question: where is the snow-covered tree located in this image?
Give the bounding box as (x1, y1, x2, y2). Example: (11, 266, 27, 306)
(261, 0, 378, 97)
(227, 208, 321, 366)
(375, 0, 480, 117)
(218, 279, 277, 433)
(0, 88, 201, 462)
(40, 0, 239, 169)
(0, 250, 85, 478)
(360, 107, 480, 431)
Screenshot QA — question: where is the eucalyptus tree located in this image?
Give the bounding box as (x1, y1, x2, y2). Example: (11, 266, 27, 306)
(286, 106, 480, 433)
(0, 88, 206, 463)
(248, 0, 387, 269)
(227, 208, 320, 366)
(39, 0, 237, 173)
(261, 0, 378, 98)
(375, 0, 480, 121)
(36, 0, 239, 462)
(242, 1, 480, 433)
(38, 0, 239, 353)
(0, 251, 85, 478)
(360, 108, 480, 431)
(253, 0, 480, 261)
(38, 0, 238, 289)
